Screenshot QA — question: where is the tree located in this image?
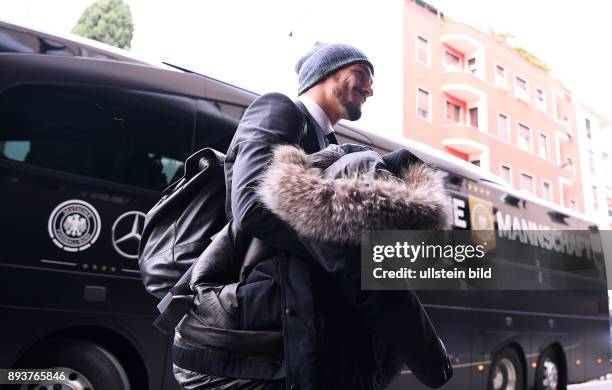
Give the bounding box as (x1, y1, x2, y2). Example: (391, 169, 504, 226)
(512, 46, 551, 73)
(490, 30, 550, 73)
(72, 0, 134, 50)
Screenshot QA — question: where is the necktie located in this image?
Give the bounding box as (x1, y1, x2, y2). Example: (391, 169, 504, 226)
(326, 132, 338, 145)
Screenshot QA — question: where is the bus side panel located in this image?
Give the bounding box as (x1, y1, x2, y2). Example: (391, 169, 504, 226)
(387, 302, 476, 390)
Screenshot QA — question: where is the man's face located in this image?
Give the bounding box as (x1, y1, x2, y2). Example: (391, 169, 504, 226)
(330, 63, 374, 121)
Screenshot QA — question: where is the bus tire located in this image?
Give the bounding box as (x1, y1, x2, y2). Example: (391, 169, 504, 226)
(16, 338, 131, 390)
(535, 348, 564, 390)
(488, 347, 525, 390)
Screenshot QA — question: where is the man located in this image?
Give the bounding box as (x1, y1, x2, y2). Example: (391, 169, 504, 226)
(173, 43, 451, 389)
(173, 42, 377, 390)
(224, 42, 375, 388)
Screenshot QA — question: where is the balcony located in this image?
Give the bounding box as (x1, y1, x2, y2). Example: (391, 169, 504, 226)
(441, 127, 489, 170)
(441, 71, 485, 102)
(441, 125, 488, 151)
(440, 24, 486, 79)
(440, 33, 481, 54)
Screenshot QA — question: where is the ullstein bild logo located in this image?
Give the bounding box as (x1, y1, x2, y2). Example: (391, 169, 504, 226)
(48, 199, 101, 252)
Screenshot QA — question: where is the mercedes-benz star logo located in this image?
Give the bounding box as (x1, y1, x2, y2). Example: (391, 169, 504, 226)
(111, 211, 147, 259)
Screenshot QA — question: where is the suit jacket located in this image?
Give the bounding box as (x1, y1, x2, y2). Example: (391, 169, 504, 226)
(220, 93, 333, 389)
(224, 93, 325, 255)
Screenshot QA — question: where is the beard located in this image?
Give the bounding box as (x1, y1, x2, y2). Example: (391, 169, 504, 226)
(333, 82, 362, 121)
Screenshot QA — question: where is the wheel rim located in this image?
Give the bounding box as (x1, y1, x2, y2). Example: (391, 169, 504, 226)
(19, 366, 94, 390)
(541, 358, 559, 390)
(492, 358, 518, 390)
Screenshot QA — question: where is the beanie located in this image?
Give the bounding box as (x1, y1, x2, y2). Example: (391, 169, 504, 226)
(295, 42, 374, 95)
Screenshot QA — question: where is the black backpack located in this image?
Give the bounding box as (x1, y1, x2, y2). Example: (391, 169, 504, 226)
(138, 148, 228, 300)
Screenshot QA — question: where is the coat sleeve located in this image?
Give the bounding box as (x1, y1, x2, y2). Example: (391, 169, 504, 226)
(304, 241, 453, 388)
(225, 93, 307, 254)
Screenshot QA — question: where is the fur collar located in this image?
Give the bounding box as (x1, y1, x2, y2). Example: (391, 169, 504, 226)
(257, 145, 451, 244)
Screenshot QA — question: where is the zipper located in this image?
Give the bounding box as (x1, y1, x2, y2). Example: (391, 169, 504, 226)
(278, 253, 291, 388)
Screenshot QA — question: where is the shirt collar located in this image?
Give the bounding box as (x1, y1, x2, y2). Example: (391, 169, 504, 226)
(297, 94, 334, 136)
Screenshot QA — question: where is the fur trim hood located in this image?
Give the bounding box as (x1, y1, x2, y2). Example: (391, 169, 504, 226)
(257, 145, 451, 244)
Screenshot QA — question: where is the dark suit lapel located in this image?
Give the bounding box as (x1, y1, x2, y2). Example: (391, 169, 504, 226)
(294, 100, 326, 153)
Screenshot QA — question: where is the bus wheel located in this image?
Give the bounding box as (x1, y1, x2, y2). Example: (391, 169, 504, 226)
(488, 348, 525, 390)
(535, 348, 564, 390)
(16, 338, 131, 390)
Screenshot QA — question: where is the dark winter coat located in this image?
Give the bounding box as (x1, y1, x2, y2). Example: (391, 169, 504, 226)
(172, 93, 453, 389)
(257, 143, 453, 389)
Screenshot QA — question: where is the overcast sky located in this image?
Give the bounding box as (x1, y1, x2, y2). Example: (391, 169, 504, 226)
(2, 0, 610, 136)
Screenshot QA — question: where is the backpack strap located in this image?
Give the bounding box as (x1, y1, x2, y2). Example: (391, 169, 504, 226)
(153, 263, 196, 335)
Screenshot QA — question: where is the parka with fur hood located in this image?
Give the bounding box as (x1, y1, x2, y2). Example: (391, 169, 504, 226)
(173, 142, 453, 389)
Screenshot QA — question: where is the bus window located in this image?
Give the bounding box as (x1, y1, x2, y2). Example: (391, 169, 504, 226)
(0, 25, 77, 56)
(194, 99, 244, 153)
(0, 85, 194, 191)
(0, 26, 40, 53)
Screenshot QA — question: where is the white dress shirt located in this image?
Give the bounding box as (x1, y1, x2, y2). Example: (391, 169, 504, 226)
(297, 95, 335, 147)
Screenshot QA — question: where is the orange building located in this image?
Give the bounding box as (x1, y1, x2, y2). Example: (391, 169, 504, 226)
(403, 0, 584, 211)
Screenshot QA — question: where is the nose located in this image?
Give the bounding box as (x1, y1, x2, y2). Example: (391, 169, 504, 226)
(362, 82, 373, 98)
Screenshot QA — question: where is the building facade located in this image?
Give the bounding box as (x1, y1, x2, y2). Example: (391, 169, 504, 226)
(576, 105, 612, 228)
(403, 0, 585, 212)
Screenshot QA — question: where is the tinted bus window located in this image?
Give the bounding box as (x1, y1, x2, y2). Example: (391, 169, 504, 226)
(0, 25, 76, 56)
(194, 99, 245, 153)
(0, 26, 40, 53)
(0, 85, 194, 191)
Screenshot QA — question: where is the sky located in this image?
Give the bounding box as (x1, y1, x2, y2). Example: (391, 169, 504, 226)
(2, 0, 610, 137)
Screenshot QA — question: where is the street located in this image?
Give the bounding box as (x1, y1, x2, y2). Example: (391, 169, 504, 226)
(570, 379, 612, 389)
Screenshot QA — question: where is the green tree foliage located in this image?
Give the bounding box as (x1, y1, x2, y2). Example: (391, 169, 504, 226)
(72, 0, 134, 50)
(512, 46, 551, 73)
(490, 30, 550, 73)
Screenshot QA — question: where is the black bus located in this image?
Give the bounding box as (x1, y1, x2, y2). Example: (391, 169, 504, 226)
(0, 21, 609, 390)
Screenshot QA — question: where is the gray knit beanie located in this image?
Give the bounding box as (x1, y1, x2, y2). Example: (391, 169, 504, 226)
(295, 42, 374, 95)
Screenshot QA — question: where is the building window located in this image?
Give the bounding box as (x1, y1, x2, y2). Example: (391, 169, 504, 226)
(536, 88, 545, 109)
(469, 107, 478, 128)
(538, 133, 548, 159)
(497, 113, 510, 141)
(518, 123, 531, 151)
(444, 50, 461, 70)
(416, 35, 430, 66)
(467, 58, 477, 74)
(495, 65, 506, 87)
(417, 88, 430, 120)
(520, 173, 534, 194)
(589, 150, 595, 173)
(515, 76, 528, 100)
(563, 156, 574, 177)
(500, 165, 512, 184)
(445, 100, 461, 123)
(542, 181, 552, 201)
(585, 118, 592, 139)
(593, 185, 599, 210)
